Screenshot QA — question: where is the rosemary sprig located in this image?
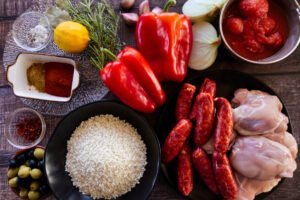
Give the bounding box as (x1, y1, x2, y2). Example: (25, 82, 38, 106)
(62, 0, 121, 69)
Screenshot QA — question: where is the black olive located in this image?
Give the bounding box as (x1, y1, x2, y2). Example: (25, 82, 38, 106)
(16, 154, 26, 165)
(28, 159, 37, 168)
(39, 184, 49, 194)
(9, 159, 17, 168)
(17, 177, 31, 189)
(26, 149, 34, 159)
(37, 159, 44, 169)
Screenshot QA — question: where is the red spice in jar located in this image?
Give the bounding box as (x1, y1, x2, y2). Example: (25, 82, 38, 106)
(16, 117, 42, 141)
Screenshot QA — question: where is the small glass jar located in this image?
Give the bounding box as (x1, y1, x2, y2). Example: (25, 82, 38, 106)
(6, 107, 46, 149)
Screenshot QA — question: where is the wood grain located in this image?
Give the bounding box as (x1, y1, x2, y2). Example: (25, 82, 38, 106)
(0, 0, 300, 200)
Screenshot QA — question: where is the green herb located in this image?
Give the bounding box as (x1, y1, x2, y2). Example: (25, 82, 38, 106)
(41, 6, 71, 28)
(61, 0, 122, 69)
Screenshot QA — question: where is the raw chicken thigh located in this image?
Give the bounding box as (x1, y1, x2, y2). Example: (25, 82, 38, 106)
(232, 89, 288, 136)
(230, 136, 296, 180)
(235, 173, 280, 200)
(264, 131, 298, 159)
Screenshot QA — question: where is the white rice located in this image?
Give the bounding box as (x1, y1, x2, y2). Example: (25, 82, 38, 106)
(65, 114, 147, 199)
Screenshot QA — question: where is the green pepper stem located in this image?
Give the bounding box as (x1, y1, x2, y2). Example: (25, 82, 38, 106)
(101, 47, 117, 61)
(163, 0, 176, 12)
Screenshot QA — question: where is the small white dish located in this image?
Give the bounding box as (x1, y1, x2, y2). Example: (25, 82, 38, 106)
(7, 53, 80, 102)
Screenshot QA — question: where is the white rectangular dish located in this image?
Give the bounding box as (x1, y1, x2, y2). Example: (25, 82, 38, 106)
(7, 53, 80, 102)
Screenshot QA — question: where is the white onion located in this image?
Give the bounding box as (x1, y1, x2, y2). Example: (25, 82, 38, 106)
(189, 21, 221, 70)
(183, 0, 227, 22)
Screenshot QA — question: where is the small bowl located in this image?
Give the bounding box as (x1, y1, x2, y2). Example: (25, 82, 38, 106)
(6, 53, 80, 102)
(13, 11, 51, 52)
(8, 145, 51, 199)
(219, 0, 300, 64)
(5, 108, 46, 149)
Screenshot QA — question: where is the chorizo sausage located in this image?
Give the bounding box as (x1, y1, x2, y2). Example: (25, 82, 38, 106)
(212, 152, 237, 200)
(177, 144, 194, 196)
(190, 78, 216, 120)
(214, 97, 234, 153)
(192, 147, 218, 194)
(200, 78, 217, 98)
(192, 93, 215, 146)
(175, 83, 197, 121)
(162, 119, 193, 164)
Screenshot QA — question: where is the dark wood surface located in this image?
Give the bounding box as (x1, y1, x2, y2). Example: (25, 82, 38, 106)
(0, 0, 300, 199)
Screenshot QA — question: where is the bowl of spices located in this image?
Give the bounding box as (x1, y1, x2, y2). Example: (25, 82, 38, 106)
(6, 107, 46, 149)
(7, 53, 80, 102)
(12, 11, 51, 52)
(219, 0, 300, 64)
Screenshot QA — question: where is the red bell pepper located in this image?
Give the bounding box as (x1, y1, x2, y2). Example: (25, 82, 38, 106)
(136, 0, 193, 82)
(100, 46, 166, 113)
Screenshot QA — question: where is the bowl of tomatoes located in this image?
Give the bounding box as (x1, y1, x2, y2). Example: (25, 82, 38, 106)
(219, 0, 300, 64)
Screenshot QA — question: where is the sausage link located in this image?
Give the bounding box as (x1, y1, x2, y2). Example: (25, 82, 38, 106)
(214, 97, 234, 153)
(192, 93, 215, 146)
(190, 78, 216, 120)
(200, 78, 217, 98)
(177, 144, 194, 196)
(162, 119, 193, 164)
(212, 152, 237, 200)
(175, 83, 197, 121)
(192, 147, 218, 194)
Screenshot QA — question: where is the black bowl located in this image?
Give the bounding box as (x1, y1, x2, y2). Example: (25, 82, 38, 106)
(157, 70, 292, 200)
(45, 101, 160, 200)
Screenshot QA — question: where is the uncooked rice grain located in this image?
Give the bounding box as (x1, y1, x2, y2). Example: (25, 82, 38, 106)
(65, 114, 147, 199)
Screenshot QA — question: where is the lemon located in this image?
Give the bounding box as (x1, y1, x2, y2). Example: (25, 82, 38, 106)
(54, 21, 90, 54)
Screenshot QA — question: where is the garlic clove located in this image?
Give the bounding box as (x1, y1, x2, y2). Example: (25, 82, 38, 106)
(120, 0, 135, 9)
(152, 6, 163, 14)
(121, 13, 139, 26)
(139, 0, 150, 15)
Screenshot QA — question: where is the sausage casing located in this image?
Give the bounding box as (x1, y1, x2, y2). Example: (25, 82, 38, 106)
(190, 78, 216, 120)
(192, 147, 218, 194)
(212, 152, 237, 200)
(214, 98, 234, 153)
(162, 119, 193, 164)
(200, 78, 217, 98)
(177, 144, 194, 196)
(192, 93, 215, 146)
(175, 83, 197, 121)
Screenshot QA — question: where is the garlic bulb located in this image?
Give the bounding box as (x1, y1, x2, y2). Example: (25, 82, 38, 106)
(152, 7, 163, 14)
(120, 0, 135, 9)
(189, 21, 221, 70)
(139, 0, 150, 15)
(183, 0, 227, 23)
(121, 13, 139, 26)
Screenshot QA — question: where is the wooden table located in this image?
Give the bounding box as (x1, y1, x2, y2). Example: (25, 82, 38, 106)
(0, 0, 299, 199)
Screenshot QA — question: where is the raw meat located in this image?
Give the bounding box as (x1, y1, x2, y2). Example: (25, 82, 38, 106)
(235, 172, 280, 200)
(230, 136, 296, 180)
(232, 89, 288, 136)
(264, 131, 298, 159)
